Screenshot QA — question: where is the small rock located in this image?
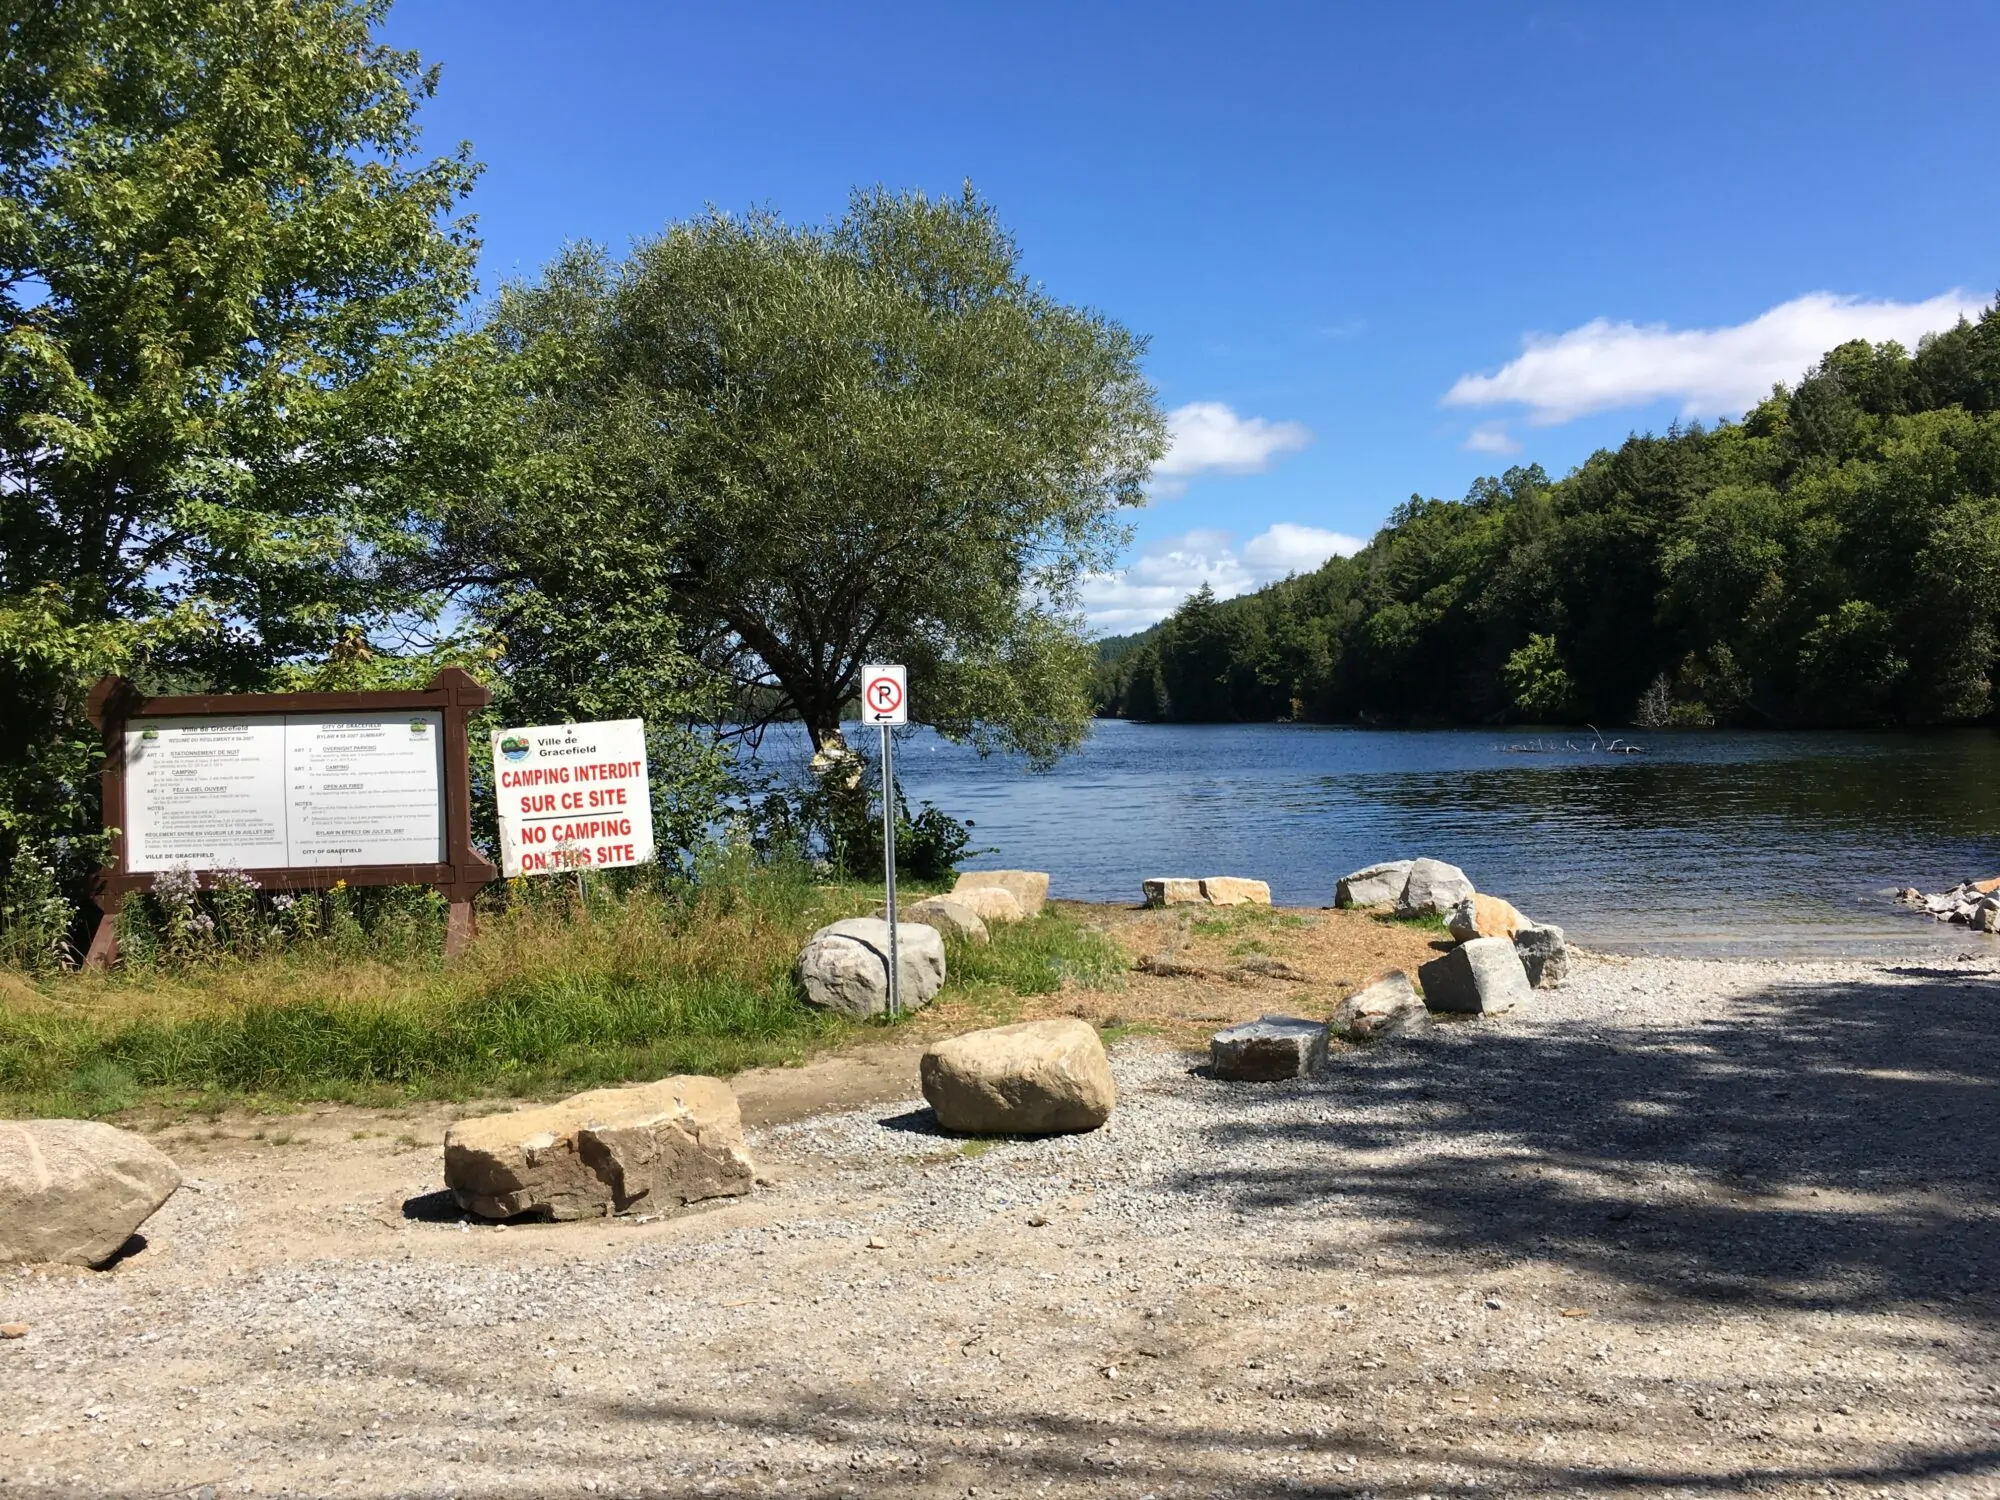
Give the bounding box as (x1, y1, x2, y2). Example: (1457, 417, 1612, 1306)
(0, 1120, 182, 1267)
(1513, 923, 1571, 988)
(1330, 971, 1431, 1041)
(444, 1076, 755, 1221)
(921, 1019, 1116, 1136)
(0, 1322, 26, 1338)
(1209, 1014, 1329, 1081)
(1484, 1297, 1504, 1309)
(1141, 877, 1204, 907)
(951, 870, 1050, 918)
(899, 897, 989, 945)
(1335, 860, 1414, 908)
(1445, 893, 1528, 942)
(866, 1235, 887, 1250)
(1199, 877, 1271, 906)
(1418, 937, 1532, 1015)
(1396, 858, 1476, 918)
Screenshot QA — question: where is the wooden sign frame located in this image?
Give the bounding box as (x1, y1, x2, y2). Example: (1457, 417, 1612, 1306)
(83, 668, 498, 968)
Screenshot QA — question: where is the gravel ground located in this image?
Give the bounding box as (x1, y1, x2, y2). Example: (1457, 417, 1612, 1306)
(5, 949, 2000, 1499)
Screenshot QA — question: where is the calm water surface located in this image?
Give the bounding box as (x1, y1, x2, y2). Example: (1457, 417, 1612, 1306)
(849, 720, 2000, 956)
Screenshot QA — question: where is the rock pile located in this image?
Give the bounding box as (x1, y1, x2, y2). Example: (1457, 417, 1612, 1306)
(1336, 855, 1571, 990)
(1896, 878, 2000, 931)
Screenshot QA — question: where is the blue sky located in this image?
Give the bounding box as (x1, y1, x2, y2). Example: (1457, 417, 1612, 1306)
(384, 1, 2000, 634)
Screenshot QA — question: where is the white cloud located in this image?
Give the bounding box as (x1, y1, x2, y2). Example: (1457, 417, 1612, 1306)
(1153, 401, 1311, 494)
(1463, 421, 1522, 456)
(1082, 523, 1364, 635)
(1443, 290, 1987, 426)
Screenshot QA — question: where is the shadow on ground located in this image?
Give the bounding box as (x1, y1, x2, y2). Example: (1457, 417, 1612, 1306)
(1181, 966, 2000, 1328)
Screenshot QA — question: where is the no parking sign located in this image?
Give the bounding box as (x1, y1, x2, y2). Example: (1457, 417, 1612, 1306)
(861, 664, 907, 725)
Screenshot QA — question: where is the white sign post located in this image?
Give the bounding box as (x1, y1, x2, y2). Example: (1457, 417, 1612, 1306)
(491, 718, 655, 879)
(859, 665, 907, 1016)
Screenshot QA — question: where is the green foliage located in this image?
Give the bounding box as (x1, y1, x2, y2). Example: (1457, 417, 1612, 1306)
(1, 842, 75, 973)
(1096, 302, 2000, 728)
(453, 186, 1166, 766)
(0, 0, 485, 898)
(948, 912, 1126, 996)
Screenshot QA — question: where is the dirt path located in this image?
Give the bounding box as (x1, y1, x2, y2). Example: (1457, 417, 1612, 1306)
(5, 923, 2000, 1499)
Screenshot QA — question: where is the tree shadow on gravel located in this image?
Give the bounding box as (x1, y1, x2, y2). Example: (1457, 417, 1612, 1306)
(1177, 966, 2000, 1331)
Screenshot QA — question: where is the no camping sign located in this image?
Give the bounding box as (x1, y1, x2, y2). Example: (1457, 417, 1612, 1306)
(491, 718, 655, 878)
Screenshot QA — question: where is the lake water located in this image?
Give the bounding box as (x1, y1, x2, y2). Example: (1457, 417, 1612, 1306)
(842, 720, 2000, 956)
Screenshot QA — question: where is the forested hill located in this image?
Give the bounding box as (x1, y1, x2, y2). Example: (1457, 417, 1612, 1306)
(1094, 303, 2000, 729)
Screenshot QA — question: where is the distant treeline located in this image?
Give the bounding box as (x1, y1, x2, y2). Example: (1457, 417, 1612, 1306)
(1094, 303, 2000, 728)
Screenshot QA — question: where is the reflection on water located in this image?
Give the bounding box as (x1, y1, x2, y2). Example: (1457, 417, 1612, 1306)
(773, 720, 2000, 957)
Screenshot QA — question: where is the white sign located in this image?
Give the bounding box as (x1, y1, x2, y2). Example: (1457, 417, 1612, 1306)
(491, 718, 654, 878)
(124, 713, 446, 873)
(860, 664, 907, 726)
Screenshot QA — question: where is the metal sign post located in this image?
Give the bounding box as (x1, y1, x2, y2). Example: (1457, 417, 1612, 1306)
(860, 665, 908, 1017)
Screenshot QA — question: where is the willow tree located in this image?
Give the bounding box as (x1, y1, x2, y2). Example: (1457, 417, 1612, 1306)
(462, 187, 1165, 764)
(0, 0, 484, 891)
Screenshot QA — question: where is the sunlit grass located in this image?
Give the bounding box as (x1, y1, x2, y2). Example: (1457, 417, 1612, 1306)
(0, 861, 1117, 1118)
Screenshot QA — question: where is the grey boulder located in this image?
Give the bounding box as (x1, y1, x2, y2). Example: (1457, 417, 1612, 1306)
(1514, 923, 1571, 988)
(1418, 936, 1531, 1015)
(1331, 971, 1432, 1041)
(1209, 1014, 1329, 1081)
(0, 1119, 181, 1267)
(796, 918, 946, 1017)
(1396, 858, 1476, 918)
(1335, 860, 1413, 908)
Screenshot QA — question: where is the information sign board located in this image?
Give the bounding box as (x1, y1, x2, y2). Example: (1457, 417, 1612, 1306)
(491, 718, 655, 878)
(860, 663, 908, 726)
(123, 712, 446, 872)
(85, 670, 496, 965)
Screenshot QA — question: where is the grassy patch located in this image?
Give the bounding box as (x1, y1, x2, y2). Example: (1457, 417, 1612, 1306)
(1371, 908, 1448, 933)
(1, 863, 1124, 1118)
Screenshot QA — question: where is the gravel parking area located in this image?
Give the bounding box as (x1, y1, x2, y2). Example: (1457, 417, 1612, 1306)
(5, 949, 2000, 1499)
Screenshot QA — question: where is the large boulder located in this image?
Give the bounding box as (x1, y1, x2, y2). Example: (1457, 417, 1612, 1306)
(950, 884, 1025, 925)
(1514, 923, 1571, 988)
(1446, 893, 1528, 943)
(1142, 877, 1205, 907)
(901, 896, 989, 945)
(1335, 860, 1414, 908)
(1209, 1014, 1328, 1080)
(1331, 971, 1432, 1041)
(1200, 877, 1272, 907)
(920, 1019, 1115, 1136)
(796, 917, 946, 1017)
(1396, 858, 1476, 918)
(952, 870, 1050, 918)
(1418, 937, 1531, 1015)
(445, 1076, 754, 1222)
(0, 1120, 181, 1267)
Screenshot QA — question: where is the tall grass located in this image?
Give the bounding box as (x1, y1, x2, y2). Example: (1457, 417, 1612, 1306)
(0, 856, 1126, 1117)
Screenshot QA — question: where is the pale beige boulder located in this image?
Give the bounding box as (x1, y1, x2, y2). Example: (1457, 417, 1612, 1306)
(920, 1019, 1116, 1136)
(0, 1119, 181, 1267)
(1200, 877, 1272, 907)
(901, 896, 989, 945)
(1142, 877, 1204, 907)
(949, 884, 1025, 925)
(444, 1076, 755, 1221)
(1446, 893, 1528, 942)
(952, 870, 1050, 918)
